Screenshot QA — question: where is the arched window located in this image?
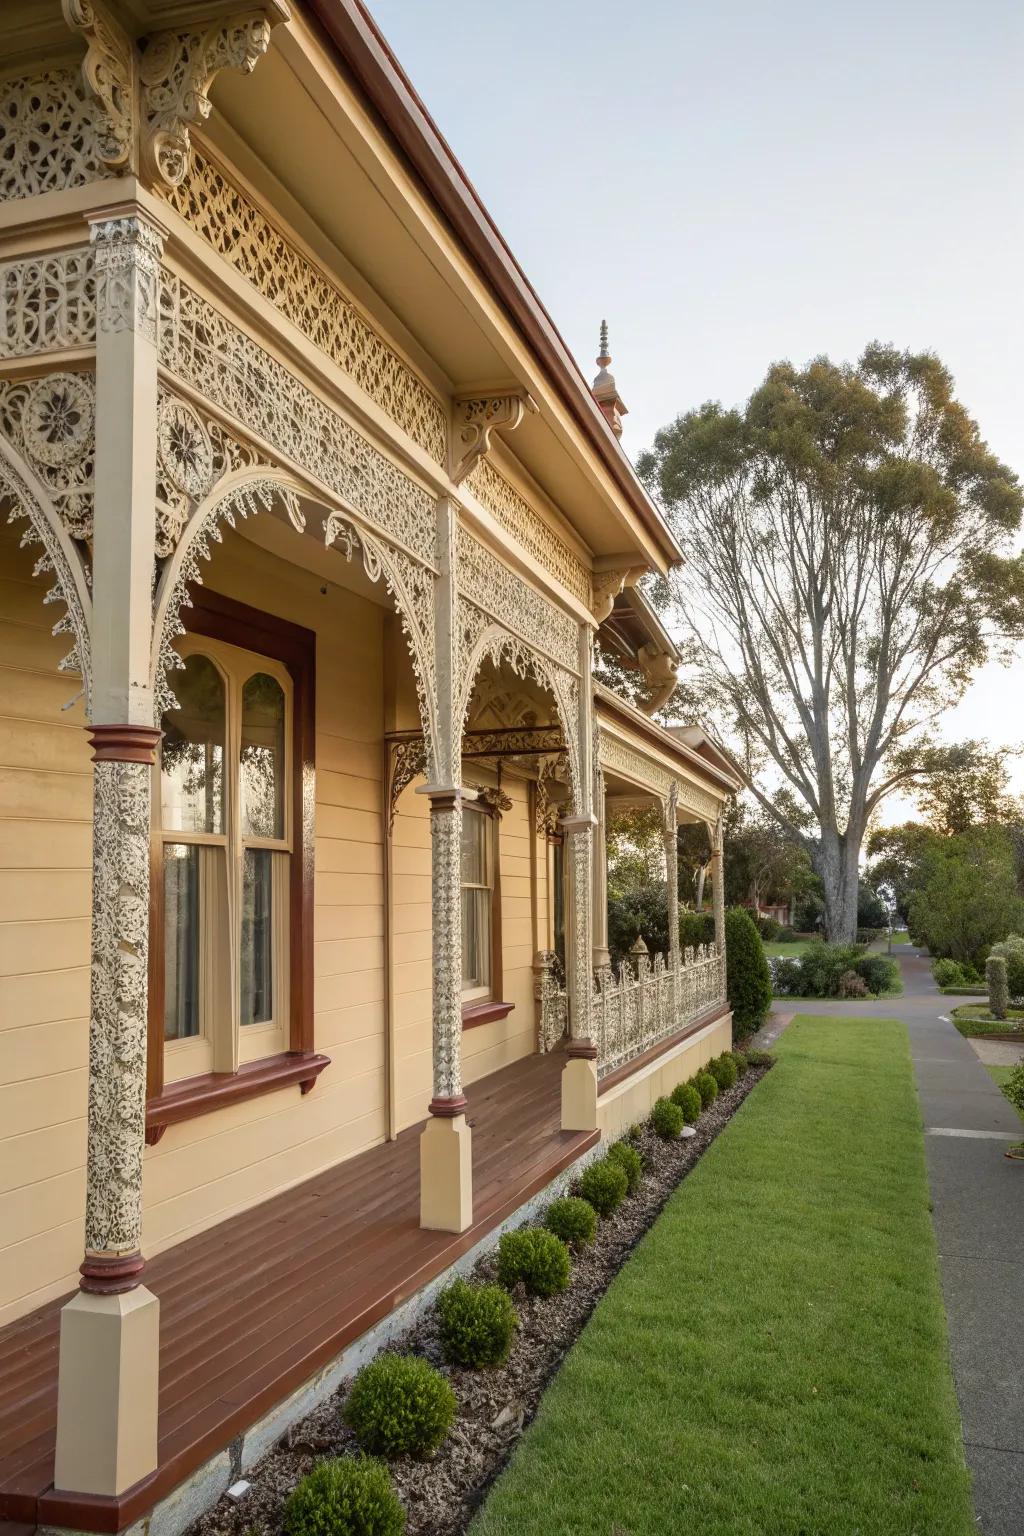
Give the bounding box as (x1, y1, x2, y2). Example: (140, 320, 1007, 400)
(149, 591, 315, 1119)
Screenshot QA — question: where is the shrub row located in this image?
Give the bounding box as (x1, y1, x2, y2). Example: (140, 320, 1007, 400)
(282, 1053, 763, 1533)
(771, 940, 899, 999)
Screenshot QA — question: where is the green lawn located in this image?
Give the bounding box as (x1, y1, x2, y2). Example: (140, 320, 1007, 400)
(474, 1017, 973, 1536)
(763, 939, 810, 957)
(890, 930, 911, 945)
(952, 1004, 1024, 1038)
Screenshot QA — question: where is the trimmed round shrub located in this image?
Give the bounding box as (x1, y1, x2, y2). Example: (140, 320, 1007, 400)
(708, 1054, 737, 1091)
(436, 1278, 517, 1369)
(933, 956, 967, 989)
(725, 907, 772, 1035)
(695, 1069, 718, 1107)
(651, 1096, 684, 1139)
(1004, 1060, 1024, 1115)
(987, 954, 1009, 1020)
(731, 1049, 748, 1075)
(607, 1139, 643, 1192)
(496, 1228, 571, 1296)
(854, 953, 899, 995)
(544, 1195, 598, 1249)
(839, 968, 869, 998)
(670, 1080, 702, 1124)
(284, 1456, 404, 1536)
(579, 1155, 629, 1217)
(344, 1354, 455, 1459)
(770, 955, 806, 996)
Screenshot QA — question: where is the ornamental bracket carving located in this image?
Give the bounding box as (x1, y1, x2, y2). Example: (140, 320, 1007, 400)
(451, 388, 538, 487)
(62, 0, 285, 190)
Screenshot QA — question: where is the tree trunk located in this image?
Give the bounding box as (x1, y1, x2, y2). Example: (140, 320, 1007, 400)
(813, 826, 860, 942)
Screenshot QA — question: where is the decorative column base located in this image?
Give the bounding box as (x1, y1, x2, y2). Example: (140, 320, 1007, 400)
(420, 1101, 473, 1232)
(561, 1044, 599, 1132)
(54, 1283, 160, 1496)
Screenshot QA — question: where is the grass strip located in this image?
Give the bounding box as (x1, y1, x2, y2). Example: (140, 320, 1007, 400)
(474, 1016, 973, 1536)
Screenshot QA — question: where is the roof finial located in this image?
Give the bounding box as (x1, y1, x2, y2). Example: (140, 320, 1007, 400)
(597, 319, 611, 369)
(592, 317, 627, 438)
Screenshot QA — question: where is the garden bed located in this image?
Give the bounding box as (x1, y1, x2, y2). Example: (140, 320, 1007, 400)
(951, 1004, 1024, 1039)
(189, 1066, 770, 1536)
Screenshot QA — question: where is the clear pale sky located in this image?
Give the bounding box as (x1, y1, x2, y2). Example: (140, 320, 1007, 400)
(372, 0, 1024, 810)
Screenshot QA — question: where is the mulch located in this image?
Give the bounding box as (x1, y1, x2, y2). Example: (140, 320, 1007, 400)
(192, 1063, 771, 1536)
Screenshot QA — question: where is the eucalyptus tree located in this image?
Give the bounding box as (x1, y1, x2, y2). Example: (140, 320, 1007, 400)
(638, 345, 1024, 940)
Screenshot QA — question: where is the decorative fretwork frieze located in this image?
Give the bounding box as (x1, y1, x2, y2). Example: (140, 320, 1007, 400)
(158, 271, 437, 564)
(0, 248, 96, 359)
(0, 372, 96, 541)
(161, 150, 448, 464)
(0, 69, 113, 201)
(451, 390, 536, 485)
(599, 731, 723, 824)
(465, 456, 590, 609)
(455, 526, 579, 675)
(137, 14, 272, 187)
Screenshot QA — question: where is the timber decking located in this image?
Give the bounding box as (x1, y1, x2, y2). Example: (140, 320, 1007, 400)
(0, 1049, 595, 1534)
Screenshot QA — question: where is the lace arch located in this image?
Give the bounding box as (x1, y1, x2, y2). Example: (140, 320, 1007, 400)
(150, 468, 439, 777)
(458, 623, 582, 814)
(0, 432, 93, 711)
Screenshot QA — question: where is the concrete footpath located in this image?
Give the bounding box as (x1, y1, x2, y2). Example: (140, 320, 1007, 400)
(762, 950, 1024, 1535)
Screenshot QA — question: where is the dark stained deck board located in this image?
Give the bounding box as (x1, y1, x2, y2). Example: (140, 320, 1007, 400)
(0, 1049, 595, 1530)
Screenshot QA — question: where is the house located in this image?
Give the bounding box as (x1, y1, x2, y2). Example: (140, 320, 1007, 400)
(0, 3, 742, 1531)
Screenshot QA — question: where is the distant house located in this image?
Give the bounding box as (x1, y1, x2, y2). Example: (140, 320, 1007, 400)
(0, 4, 743, 1532)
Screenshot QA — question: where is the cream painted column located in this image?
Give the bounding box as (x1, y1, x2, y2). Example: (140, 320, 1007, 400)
(54, 209, 164, 1499)
(418, 495, 472, 1232)
(592, 760, 610, 969)
(664, 784, 680, 967)
(561, 625, 599, 1131)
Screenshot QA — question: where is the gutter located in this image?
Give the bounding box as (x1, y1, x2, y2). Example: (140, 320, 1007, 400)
(299, 0, 683, 570)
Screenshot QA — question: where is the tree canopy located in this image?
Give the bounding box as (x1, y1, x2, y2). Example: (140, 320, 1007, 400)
(639, 344, 1024, 940)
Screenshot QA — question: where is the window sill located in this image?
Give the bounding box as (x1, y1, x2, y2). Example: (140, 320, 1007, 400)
(461, 999, 515, 1029)
(145, 1050, 331, 1145)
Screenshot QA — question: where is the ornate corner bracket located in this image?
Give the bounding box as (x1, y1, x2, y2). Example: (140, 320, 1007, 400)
(61, 0, 137, 170)
(62, 0, 283, 190)
(138, 11, 276, 188)
(637, 641, 679, 714)
(451, 389, 538, 487)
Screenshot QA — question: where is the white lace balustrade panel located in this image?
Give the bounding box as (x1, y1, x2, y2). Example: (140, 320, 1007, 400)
(595, 945, 728, 1078)
(465, 457, 590, 609)
(160, 150, 447, 464)
(0, 70, 112, 202)
(157, 270, 437, 563)
(535, 951, 568, 1053)
(0, 248, 96, 358)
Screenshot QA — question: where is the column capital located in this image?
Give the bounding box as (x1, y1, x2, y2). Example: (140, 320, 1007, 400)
(560, 811, 598, 831)
(416, 783, 479, 809)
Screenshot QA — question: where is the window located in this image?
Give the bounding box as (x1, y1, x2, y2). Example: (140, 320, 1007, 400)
(147, 589, 319, 1133)
(461, 804, 493, 999)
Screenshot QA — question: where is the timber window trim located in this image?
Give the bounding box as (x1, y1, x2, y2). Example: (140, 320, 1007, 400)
(460, 792, 513, 1029)
(146, 588, 325, 1143)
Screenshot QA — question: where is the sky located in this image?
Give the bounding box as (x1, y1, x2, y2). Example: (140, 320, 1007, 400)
(372, 0, 1024, 814)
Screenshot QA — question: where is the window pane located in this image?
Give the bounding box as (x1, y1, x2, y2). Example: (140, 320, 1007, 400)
(164, 844, 199, 1040)
(461, 887, 491, 989)
(161, 655, 225, 834)
(241, 848, 274, 1025)
(241, 673, 285, 839)
(460, 809, 487, 885)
